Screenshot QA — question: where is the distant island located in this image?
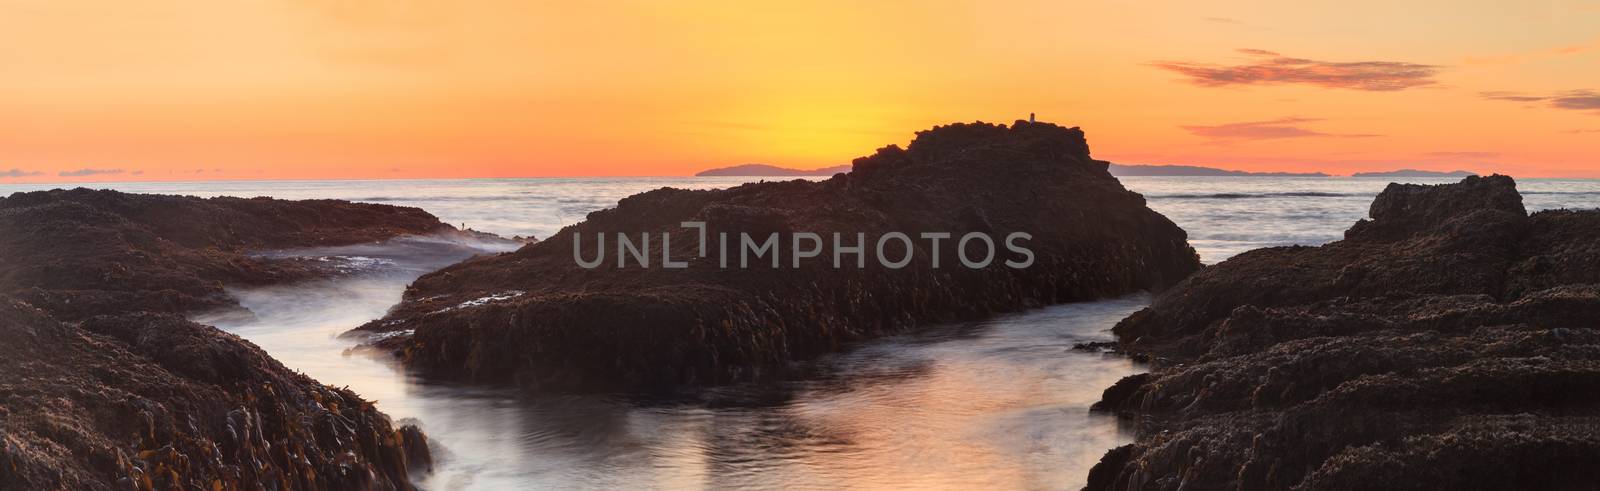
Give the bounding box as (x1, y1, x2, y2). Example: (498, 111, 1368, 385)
(1106, 163, 1329, 177)
(695, 163, 852, 177)
(1351, 169, 1478, 178)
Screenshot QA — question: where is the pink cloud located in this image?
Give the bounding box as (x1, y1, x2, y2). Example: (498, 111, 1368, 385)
(1152, 49, 1439, 91)
(1465, 42, 1595, 66)
(1, 168, 44, 178)
(1481, 89, 1600, 114)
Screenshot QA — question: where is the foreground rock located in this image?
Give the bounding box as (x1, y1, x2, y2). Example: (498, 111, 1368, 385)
(1088, 175, 1600, 490)
(0, 299, 432, 489)
(0, 189, 490, 488)
(357, 121, 1201, 391)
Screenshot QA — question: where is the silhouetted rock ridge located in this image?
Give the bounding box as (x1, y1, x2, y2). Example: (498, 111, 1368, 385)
(357, 121, 1202, 391)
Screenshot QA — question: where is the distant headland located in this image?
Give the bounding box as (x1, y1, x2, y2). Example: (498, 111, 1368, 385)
(695, 163, 852, 176)
(1351, 169, 1478, 178)
(1105, 163, 1329, 177)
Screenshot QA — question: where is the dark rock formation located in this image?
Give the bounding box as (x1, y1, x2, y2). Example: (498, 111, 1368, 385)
(0, 299, 431, 489)
(356, 121, 1201, 391)
(0, 188, 467, 320)
(0, 189, 478, 488)
(1088, 175, 1600, 490)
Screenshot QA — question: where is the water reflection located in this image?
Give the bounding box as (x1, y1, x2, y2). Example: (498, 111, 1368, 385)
(196, 240, 1146, 490)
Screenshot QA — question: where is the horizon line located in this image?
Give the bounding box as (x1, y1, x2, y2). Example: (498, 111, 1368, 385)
(5, 173, 1600, 187)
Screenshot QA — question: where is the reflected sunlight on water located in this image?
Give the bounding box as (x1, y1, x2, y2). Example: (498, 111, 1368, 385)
(197, 243, 1145, 490)
(31, 174, 1594, 489)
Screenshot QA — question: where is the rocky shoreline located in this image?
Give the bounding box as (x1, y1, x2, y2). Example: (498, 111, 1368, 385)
(0, 189, 504, 489)
(1086, 175, 1600, 489)
(15, 165, 1588, 489)
(354, 121, 1202, 391)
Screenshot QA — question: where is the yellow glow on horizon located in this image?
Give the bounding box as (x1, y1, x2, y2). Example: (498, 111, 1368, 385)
(2, 0, 1598, 183)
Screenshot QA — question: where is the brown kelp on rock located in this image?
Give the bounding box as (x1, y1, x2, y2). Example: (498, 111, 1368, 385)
(1087, 175, 1600, 490)
(355, 121, 1202, 391)
(0, 300, 433, 489)
(0, 189, 476, 489)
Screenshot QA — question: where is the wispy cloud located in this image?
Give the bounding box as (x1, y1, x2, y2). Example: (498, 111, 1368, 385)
(1552, 90, 1600, 111)
(1234, 48, 1278, 56)
(1203, 17, 1242, 24)
(58, 168, 125, 177)
(1480, 89, 1600, 114)
(1423, 151, 1499, 160)
(1152, 49, 1439, 91)
(1, 168, 44, 178)
(1465, 41, 1595, 66)
(1551, 44, 1594, 55)
(1182, 117, 1382, 140)
(1479, 91, 1548, 102)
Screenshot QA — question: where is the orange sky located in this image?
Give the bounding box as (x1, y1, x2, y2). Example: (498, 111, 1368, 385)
(2, 0, 1598, 183)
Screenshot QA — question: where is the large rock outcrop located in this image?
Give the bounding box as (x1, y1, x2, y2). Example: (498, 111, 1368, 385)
(356, 121, 1201, 391)
(0, 299, 432, 489)
(1087, 175, 1600, 490)
(0, 188, 462, 320)
(0, 189, 483, 489)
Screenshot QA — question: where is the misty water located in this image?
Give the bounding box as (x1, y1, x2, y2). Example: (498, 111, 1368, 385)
(7, 176, 1600, 489)
(199, 253, 1144, 489)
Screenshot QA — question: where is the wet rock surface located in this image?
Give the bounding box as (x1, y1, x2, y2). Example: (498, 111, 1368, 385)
(356, 121, 1201, 391)
(0, 189, 471, 489)
(1088, 175, 1600, 490)
(0, 188, 464, 320)
(0, 300, 431, 490)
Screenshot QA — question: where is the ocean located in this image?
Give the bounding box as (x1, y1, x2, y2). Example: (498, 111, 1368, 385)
(9, 176, 1597, 263)
(6, 175, 1598, 489)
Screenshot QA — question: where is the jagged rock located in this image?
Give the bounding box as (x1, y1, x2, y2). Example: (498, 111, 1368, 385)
(355, 121, 1202, 391)
(0, 189, 491, 488)
(1088, 175, 1600, 490)
(0, 299, 430, 489)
